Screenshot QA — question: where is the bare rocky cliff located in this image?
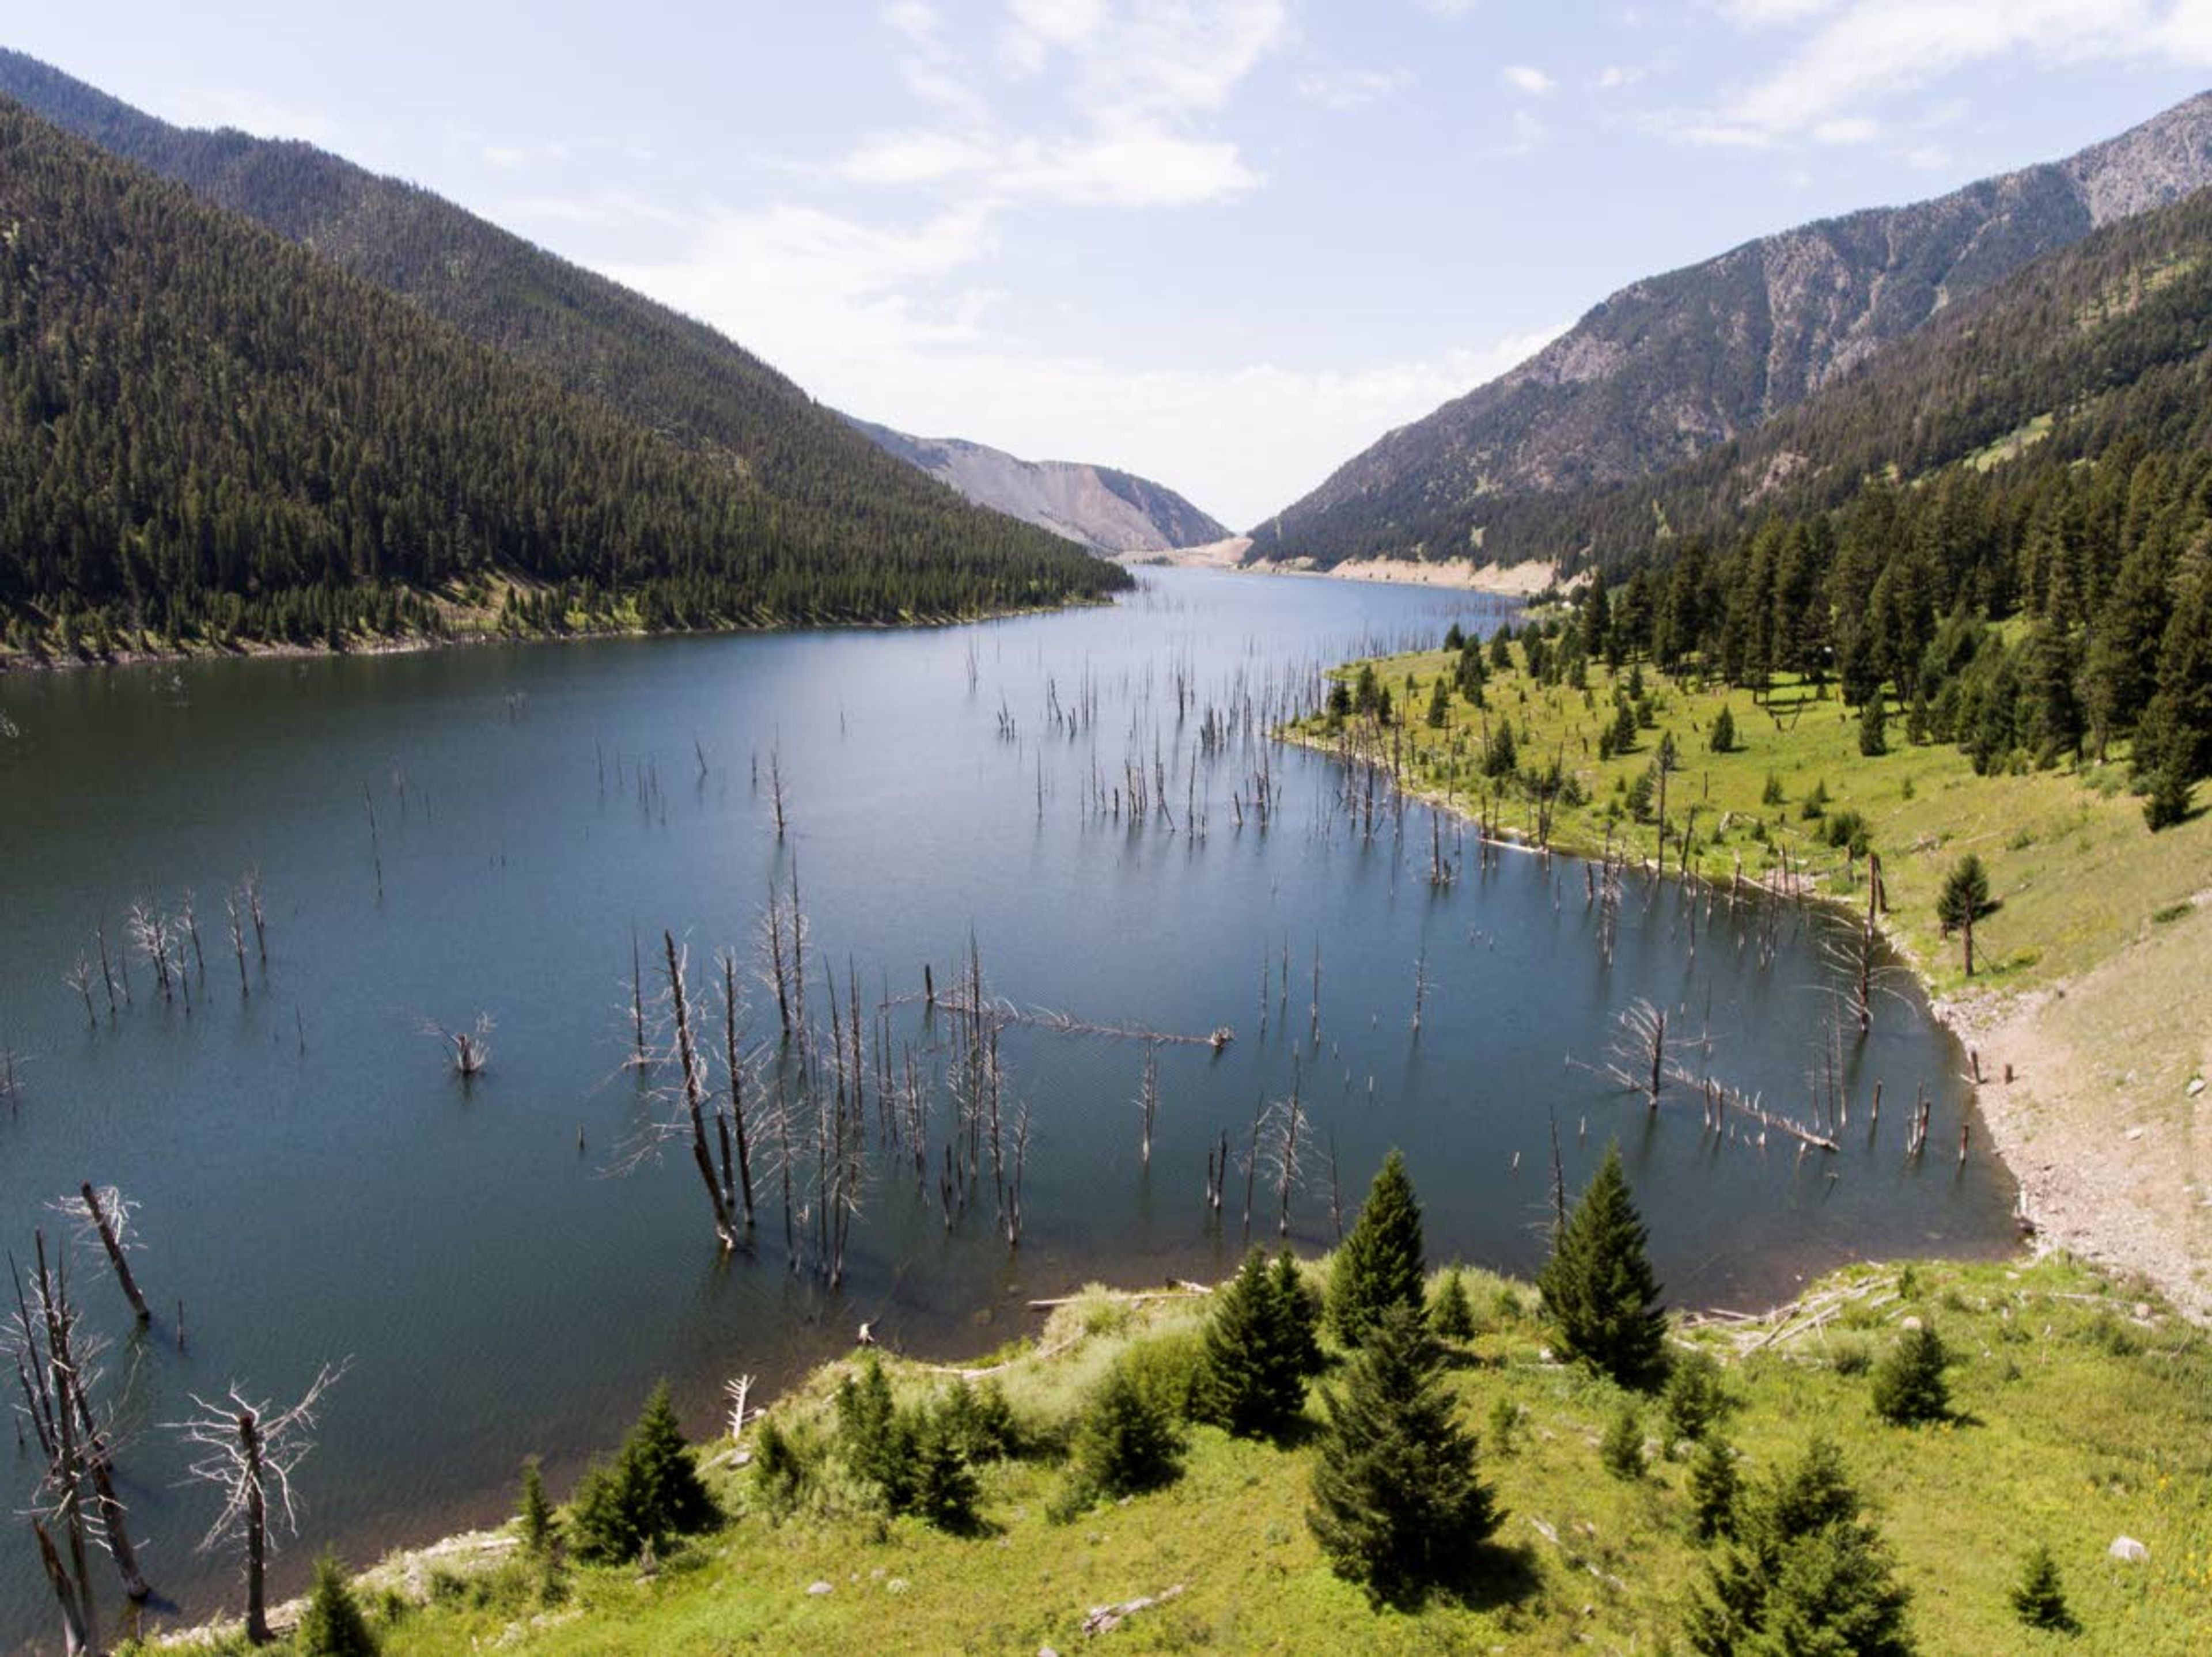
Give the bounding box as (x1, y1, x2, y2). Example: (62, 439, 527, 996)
(1256, 88, 2212, 566)
(849, 420, 1228, 554)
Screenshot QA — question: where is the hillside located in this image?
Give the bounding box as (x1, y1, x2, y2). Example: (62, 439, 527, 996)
(0, 51, 1126, 617)
(1468, 176, 2212, 575)
(848, 419, 1228, 553)
(1252, 88, 2212, 568)
(0, 103, 1126, 651)
(149, 1256, 2212, 1655)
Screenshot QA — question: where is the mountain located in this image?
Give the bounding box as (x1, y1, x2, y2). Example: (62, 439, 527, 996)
(847, 420, 1228, 553)
(1252, 88, 2212, 569)
(0, 101, 1126, 651)
(1555, 166, 2212, 574)
(0, 50, 1128, 613)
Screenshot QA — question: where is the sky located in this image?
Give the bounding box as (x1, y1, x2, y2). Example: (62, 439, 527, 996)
(13, 2, 2212, 528)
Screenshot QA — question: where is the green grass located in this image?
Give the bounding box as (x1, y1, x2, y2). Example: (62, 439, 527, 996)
(1296, 652, 2212, 1003)
(191, 1256, 2212, 1655)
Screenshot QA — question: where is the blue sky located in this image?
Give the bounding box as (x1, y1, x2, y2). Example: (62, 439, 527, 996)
(14, 2, 2212, 525)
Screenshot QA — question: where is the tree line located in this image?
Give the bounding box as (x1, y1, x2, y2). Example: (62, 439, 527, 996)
(0, 102, 1127, 658)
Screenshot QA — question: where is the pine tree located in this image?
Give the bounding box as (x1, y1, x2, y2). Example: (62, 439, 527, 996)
(1662, 1349, 1731, 1445)
(1537, 1142, 1669, 1390)
(751, 1415, 806, 1516)
(1430, 1267, 1475, 1341)
(2143, 761, 2193, 831)
(1936, 855, 1991, 977)
(908, 1401, 981, 1531)
(1272, 1251, 1323, 1378)
(1196, 1249, 1308, 1438)
(518, 1459, 556, 1557)
(1689, 1437, 1740, 1540)
(569, 1382, 719, 1563)
(1685, 1436, 1914, 1656)
(1710, 704, 1737, 754)
(1307, 1303, 1500, 1607)
(1601, 1405, 1645, 1480)
(1425, 676, 1450, 727)
(1328, 1150, 1428, 1347)
(294, 1552, 378, 1657)
(835, 1354, 916, 1511)
(1859, 694, 1888, 756)
(2010, 1542, 2072, 1631)
(1870, 1324, 1951, 1425)
(1069, 1362, 1183, 1502)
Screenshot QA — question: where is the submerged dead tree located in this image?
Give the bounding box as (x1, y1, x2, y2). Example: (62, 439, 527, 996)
(172, 1363, 347, 1646)
(76, 1184, 149, 1324)
(662, 932, 738, 1252)
(11, 1226, 151, 1657)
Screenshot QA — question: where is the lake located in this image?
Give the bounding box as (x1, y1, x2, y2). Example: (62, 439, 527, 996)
(0, 568, 2014, 1650)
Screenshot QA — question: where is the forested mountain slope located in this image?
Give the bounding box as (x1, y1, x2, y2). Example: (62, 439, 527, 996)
(1252, 88, 2212, 568)
(849, 419, 1228, 553)
(0, 103, 1126, 652)
(0, 50, 1126, 621)
(1507, 182, 2212, 818)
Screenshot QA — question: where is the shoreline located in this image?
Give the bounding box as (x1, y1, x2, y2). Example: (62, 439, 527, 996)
(0, 595, 1117, 678)
(1117, 537, 1564, 598)
(1279, 718, 2211, 1325)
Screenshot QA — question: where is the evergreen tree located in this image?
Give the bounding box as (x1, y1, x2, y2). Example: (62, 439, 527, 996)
(1601, 1405, 1645, 1480)
(1689, 1437, 1740, 1541)
(1272, 1250, 1324, 1379)
(517, 1459, 556, 1557)
(1686, 1437, 1913, 1656)
(1859, 694, 1888, 757)
(1582, 580, 1613, 661)
(1069, 1362, 1183, 1501)
(1936, 855, 1991, 977)
(2143, 761, 2193, 831)
(1430, 1267, 1475, 1341)
(1537, 1143, 1669, 1390)
(1710, 704, 1737, 754)
(294, 1552, 378, 1657)
(1870, 1324, 1951, 1425)
(1196, 1248, 1309, 1438)
(569, 1382, 719, 1563)
(1443, 622, 1466, 652)
(1306, 1303, 1501, 1607)
(1328, 1150, 1427, 1347)
(835, 1354, 916, 1511)
(908, 1401, 981, 1531)
(2010, 1542, 2073, 1632)
(751, 1416, 806, 1517)
(1425, 675, 1450, 728)
(1662, 1349, 1732, 1445)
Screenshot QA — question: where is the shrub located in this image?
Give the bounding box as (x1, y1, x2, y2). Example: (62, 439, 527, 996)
(517, 1460, 556, 1558)
(1067, 1362, 1183, 1504)
(1710, 705, 1738, 753)
(751, 1416, 808, 1517)
(908, 1401, 981, 1532)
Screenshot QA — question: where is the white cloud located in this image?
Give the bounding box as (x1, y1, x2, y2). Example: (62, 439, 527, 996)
(1593, 64, 1647, 89)
(1295, 67, 1415, 111)
(1669, 0, 2212, 149)
(1502, 63, 1558, 94)
(1415, 0, 1482, 17)
(1482, 109, 1551, 158)
(840, 0, 1289, 210)
(599, 201, 1561, 525)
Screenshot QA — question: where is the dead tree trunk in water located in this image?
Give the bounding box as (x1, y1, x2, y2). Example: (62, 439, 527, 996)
(719, 953, 756, 1228)
(1137, 1044, 1159, 1169)
(662, 932, 737, 1251)
(79, 1183, 148, 1322)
